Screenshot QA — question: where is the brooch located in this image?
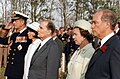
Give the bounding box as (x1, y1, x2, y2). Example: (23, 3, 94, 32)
(17, 44, 22, 51)
(101, 45, 108, 53)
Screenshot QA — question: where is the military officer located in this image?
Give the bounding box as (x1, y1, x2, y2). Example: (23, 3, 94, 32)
(0, 11, 32, 79)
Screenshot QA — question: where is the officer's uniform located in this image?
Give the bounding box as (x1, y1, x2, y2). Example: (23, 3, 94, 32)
(5, 29, 31, 79)
(0, 11, 32, 79)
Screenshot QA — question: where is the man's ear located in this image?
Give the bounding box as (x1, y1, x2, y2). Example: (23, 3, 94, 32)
(48, 30, 51, 34)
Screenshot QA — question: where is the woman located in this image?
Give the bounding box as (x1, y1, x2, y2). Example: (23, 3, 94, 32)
(66, 20, 95, 79)
(23, 22, 41, 79)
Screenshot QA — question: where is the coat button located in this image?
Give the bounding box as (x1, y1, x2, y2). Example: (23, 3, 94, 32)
(8, 57, 9, 59)
(13, 53, 15, 55)
(12, 58, 14, 60)
(11, 62, 14, 64)
(14, 49, 16, 51)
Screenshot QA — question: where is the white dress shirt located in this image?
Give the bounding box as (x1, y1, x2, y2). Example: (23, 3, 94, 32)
(19, 27, 27, 33)
(39, 37, 52, 49)
(100, 32, 114, 47)
(23, 39, 41, 79)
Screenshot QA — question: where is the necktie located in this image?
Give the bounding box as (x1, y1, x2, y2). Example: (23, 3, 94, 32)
(93, 41, 101, 56)
(98, 41, 101, 47)
(96, 41, 101, 49)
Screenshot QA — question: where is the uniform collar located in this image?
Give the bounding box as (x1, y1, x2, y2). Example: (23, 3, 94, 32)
(19, 27, 27, 33)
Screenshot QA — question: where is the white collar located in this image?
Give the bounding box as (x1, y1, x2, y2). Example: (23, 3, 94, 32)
(40, 37, 52, 48)
(53, 36, 57, 40)
(115, 28, 119, 33)
(100, 32, 115, 47)
(19, 27, 27, 33)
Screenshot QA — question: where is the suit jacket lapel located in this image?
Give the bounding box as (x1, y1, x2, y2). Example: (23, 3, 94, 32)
(30, 39, 52, 65)
(88, 49, 102, 69)
(88, 35, 118, 69)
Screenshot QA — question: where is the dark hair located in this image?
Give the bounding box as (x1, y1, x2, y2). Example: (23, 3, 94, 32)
(117, 22, 120, 28)
(54, 29, 59, 35)
(97, 9, 116, 30)
(27, 27, 39, 38)
(67, 27, 73, 31)
(46, 20, 55, 35)
(59, 27, 64, 30)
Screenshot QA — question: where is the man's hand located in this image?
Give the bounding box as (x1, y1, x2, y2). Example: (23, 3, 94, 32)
(5, 21, 13, 29)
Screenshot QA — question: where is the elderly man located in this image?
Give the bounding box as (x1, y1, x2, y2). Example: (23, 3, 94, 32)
(28, 20, 61, 79)
(0, 11, 32, 79)
(85, 9, 120, 79)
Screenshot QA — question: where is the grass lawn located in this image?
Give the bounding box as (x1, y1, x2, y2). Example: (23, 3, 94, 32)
(0, 67, 67, 79)
(0, 67, 5, 79)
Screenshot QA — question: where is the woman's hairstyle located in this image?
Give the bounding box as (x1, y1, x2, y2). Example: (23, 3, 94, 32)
(27, 27, 39, 38)
(75, 27, 93, 43)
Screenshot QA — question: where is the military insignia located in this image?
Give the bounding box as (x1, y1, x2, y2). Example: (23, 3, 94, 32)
(21, 36, 27, 42)
(16, 36, 21, 42)
(16, 36, 27, 42)
(62, 38, 64, 40)
(17, 44, 22, 51)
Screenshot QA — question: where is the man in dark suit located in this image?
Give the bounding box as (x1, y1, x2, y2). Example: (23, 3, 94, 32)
(85, 9, 120, 79)
(52, 29, 63, 54)
(0, 11, 32, 79)
(52, 29, 63, 79)
(28, 20, 61, 79)
(114, 22, 120, 36)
